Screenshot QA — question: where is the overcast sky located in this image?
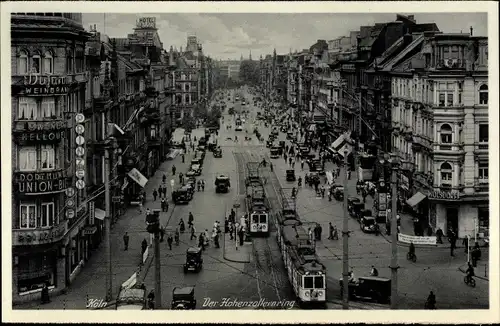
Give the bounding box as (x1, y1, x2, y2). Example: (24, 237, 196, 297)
(82, 13, 488, 60)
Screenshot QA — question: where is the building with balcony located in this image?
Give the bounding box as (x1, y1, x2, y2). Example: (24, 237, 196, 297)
(11, 13, 91, 303)
(391, 31, 489, 238)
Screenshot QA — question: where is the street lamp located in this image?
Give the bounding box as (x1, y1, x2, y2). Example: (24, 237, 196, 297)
(389, 155, 400, 310)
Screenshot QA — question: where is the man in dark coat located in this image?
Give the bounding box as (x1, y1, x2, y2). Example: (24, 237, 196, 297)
(123, 232, 129, 251)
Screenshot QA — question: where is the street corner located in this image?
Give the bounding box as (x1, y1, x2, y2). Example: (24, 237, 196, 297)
(223, 233, 251, 263)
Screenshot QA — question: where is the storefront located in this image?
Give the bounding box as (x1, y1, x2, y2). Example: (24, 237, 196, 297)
(430, 191, 489, 238)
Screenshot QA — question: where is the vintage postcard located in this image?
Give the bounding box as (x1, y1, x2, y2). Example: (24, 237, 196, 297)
(1, 1, 498, 324)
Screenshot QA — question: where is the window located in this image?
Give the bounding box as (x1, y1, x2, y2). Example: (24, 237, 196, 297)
(150, 125, 157, 139)
(41, 145, 55, 170)
(303, 276, 314, 289)
(185, 84, 190, 92)
(41, 202, 55, 227)
(31, 51, 41, 74)
(43, 51, 53, 74)
(438, 93, 445, 107)
(479, 124, 488, 143)
(478, 162, 488, 180)
(18, 50, 28, 75)
(20, 203, 36, 229)
(18, 97, 37, 120)
(185, 94, 189, 104)
(40, 97, 56, 118)
(440, 162, 453, 182)
(478, 207, 489, 229)
(440, 124, 453, 143)
(314, 276, 324, 288)
(66, 48, 74, 74)
(19, 146, 37, 171)
(447, 93, 453, 106)
(479, 84, 488, 105)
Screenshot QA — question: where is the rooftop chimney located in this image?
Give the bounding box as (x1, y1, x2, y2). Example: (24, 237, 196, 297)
(470, 26, 473, 36)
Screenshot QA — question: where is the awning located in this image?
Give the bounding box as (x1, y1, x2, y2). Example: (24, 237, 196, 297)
(406, 192, 427, 208)
(94, 208, 105, 221)
(308, 124, 316, 132)
(128, 168, 148, 187)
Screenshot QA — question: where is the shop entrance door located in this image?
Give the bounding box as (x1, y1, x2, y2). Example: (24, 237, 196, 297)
(446, 207, 459, 235)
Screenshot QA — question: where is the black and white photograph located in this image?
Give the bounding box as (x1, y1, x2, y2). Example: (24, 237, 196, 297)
(2, 1, 498, 324)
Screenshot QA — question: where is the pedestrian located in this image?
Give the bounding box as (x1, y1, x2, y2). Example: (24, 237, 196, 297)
(436, 228, 443, 244)
(333, 225, 339, 240)
(370, 265, 379, 276)
(463, 236, 470, 253)
(167, 234, 173, 250)
(160, 225, 165, 242)
(172, 165, 176, 175)
(229, 222, 234, 240)
(362, 190, 367, 203)
(238, 227, 244, 246)
(201, 180, 205, 191)
(317, 223, 322, 241)
(141, 238, 148, 255)
(426, 291, 436, 310)
(188, 212, 194, 229)
(181, 153, 185, 163)
(291, 161, 295, 169)
(197, 180, 202, 192)
(284, 153, 288, 162)
(347, 170, 351, 180)
(328, 222, 334, 239)
(163, 174, 167, 183)
(153, 189, 158, 201)
(214, 232, 220, 248)
(449, 231, 457, 257)
(41, 283, 50, 304)
(190, 224, 196, 240)
(308, 227, 314, 243)
(161, 198, 166, 212)
(301, 160, 304, 170)
(320, 185, 325, 198)
(123, 232, 129, 251)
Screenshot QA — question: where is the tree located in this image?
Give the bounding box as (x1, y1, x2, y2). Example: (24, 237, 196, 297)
(239, 60, 259, 85)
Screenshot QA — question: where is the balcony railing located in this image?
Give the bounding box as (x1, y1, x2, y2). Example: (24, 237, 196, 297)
(474, 142, 488, 153)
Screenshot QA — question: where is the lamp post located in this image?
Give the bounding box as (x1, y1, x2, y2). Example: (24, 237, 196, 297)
(342, 147, 350, 310)
(390, 156, 400, 309)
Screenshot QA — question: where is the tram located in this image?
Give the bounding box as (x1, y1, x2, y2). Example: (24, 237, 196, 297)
(245, 162, 269, 236)
(275, 188, 326, 304)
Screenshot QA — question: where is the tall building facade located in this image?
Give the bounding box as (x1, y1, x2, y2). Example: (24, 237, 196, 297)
(11, 13, 91, 303)
(391, 32, 489, 237)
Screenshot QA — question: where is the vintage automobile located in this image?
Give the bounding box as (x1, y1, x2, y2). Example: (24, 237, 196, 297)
(308, 159, 325, 175)
(191, 158, 203, 167)
(172, 187, 192, 204)
(351, 202, 365, 221)
(215, 175, 231, 193)
(213, 148, 222, 158)
(347, 197, 362, 216)
(360, 215, 379, 234)
(266, 139, 273, 148)
(116, 283, 147, 310)
(183, 247, 203, 273)
(305, 172, 320, 185)
(198, 138, 207, 147)
(186, 176, 197, 190)
(339, 276, 391, 304)
(171, 286, 196, 310)
(333, 186, 345, 201)
(270, 146, 281, 159)
(286, 169, 296, 182)
(190, 164, 202, 176)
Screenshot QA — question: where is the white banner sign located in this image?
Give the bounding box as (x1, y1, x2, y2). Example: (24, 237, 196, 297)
(398, 233, 437, 245)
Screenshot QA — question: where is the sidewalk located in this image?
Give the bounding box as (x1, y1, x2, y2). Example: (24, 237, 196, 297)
(15, 129, 203, 310)
(223, 232, 251, 263)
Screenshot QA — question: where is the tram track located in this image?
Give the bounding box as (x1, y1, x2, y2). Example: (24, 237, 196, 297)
(235, 151, 294, 308)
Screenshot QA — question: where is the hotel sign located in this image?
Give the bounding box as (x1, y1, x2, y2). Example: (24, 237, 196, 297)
(23, 74, 70, 96)
(137, 17, 156, 29)
(15, 170, 68, 194)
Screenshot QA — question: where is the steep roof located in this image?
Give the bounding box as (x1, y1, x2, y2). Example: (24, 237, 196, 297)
(380, 33, 425, 72)
(391, 50, 425, 73)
